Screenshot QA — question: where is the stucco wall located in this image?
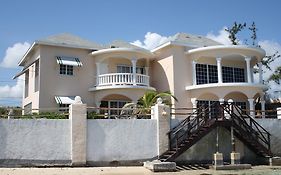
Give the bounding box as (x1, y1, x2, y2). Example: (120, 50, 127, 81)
(87, 119, 158, 165)
(256, 119, 281, 156)
(171, 118, 280, 164)
(0, 119, 71, 166)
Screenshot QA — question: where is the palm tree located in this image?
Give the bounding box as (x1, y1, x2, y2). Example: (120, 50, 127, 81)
(120, 90, 177, 118)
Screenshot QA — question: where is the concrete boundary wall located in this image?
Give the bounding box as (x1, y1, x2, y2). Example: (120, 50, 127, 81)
(87, 119, 158, 166)
(1, 103, 281, 167)
(0, 119, 71, 166)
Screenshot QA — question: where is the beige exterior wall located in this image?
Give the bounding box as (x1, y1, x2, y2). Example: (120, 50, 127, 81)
(22, 48, 40, 110)
(20, 41, 265, 113)
(38, 45, 96, 108)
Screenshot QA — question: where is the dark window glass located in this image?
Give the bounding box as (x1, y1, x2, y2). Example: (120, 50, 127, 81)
(196, 64, 208, 84)
(60, 65, 73, 75)
(208, 65, 218, 83)
(222, 66, 234, 83)
(234, 68, 245, 82)
(59, 104, 69, 112)
(66, 65, 73, 75)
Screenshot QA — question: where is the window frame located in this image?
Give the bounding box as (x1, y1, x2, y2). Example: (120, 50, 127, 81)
(59, 64, 74, 76)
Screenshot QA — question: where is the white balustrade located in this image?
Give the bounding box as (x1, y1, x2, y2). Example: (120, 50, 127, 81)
(96, 73, 150, 87)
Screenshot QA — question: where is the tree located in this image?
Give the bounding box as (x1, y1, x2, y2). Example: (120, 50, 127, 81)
(120, 90, 178, 118)
(225, 21, 280, 72)
(268, 66, 281, 84)
(225, 22, 246, 45)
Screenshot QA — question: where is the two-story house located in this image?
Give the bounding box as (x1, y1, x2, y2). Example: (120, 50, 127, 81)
(14, 33, 266, 117)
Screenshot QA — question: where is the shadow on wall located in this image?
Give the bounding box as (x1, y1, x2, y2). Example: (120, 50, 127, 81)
(150, 61, 171, 92)
(174, 127, 259, 164)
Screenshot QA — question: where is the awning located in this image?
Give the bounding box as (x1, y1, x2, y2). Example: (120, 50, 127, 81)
(56, 56, 82, 67)
(55, 96, 77, 104)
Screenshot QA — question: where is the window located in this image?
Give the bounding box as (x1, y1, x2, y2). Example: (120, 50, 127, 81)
(25, 71, 29, 98)
(34, 61, 39, 92)
(196, 64, 218, 85)
(60, 65, 73, 75)
(208, 65, 218, 83)
(234, 101, 247, 114)
(196, 64, 208, 84)
(59, 104, 69, 112)
(222, 66, 245, 83)
(100, 100, 130, 115)
(234, 68, 245, 82)
(117, 65, 145, 74)
(24, 103, 32, 114)
(197, 100, 219, 118)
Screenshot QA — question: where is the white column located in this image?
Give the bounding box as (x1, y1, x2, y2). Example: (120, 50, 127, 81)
(216, 57, 222, 83)
(248, 98, 255, 118)
(145, 66, 149, 76)
(191, 98, 197, 118)
(258, 62, 263, 84)
(219, 98, 224, 105)
(245, 57, 252, 83)
(131, 59, 137, 85)
(96, 62, 100, 86)
(192, 60, 197, 85)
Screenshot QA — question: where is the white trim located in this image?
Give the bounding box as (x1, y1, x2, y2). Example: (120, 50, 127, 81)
(185, 83, 267, 91)
(151, 41, 202, 52)
(91, 47, 154, 58)
(186, 45, 265, 60)
(89, 85, 156, 91)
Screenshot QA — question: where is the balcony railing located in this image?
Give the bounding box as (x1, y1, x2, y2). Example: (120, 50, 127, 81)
(96, 73, 150, 87)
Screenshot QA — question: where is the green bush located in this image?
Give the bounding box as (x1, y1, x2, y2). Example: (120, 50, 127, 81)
(87, 111, 106, 119)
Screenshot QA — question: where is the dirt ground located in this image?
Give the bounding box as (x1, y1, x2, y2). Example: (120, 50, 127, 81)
(0, 166, 281, 175)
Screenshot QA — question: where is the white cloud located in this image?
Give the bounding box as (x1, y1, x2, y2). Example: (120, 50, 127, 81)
(258, 40, 281, 79)
(258, 40, 281, 99)
(0, 42, 30, 68)
(206, 27, 232, 45)
(131, 32, 172, 50)
(0, 76, 23, 99)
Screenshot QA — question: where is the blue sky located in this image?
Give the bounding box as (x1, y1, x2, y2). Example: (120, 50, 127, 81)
(1, 0, 281, 106)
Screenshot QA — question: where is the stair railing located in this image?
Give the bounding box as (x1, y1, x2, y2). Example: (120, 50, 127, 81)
(169, 102, 221, 151)
(223, 103, 271, 153)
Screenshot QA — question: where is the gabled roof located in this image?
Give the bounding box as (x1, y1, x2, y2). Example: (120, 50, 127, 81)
(36, 33, 104, 50)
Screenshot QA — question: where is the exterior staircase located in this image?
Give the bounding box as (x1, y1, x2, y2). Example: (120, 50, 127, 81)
(159, 103, 272, 162)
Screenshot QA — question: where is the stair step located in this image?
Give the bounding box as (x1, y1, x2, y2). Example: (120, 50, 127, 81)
(162, 154, 172, 158)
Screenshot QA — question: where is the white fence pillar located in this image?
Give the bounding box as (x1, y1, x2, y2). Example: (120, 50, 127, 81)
(69, 96, 87, 166)
(151, 98, 171, 157)
(277, 107, 281, 119)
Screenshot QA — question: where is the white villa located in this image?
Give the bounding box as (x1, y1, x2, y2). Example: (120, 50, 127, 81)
(14, 33, 266, 117)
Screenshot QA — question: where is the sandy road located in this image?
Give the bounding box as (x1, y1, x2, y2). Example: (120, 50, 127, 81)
(0, 166, 281, 175)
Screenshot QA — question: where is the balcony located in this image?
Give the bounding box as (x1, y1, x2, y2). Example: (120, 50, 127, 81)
(89, 73, 155, 91)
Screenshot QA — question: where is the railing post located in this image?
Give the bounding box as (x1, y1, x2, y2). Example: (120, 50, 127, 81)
(151, 98, 171, 156)
(268, 133, 271, 151)
(131, 59, 137, 85)
(96, 62, 100, 86)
